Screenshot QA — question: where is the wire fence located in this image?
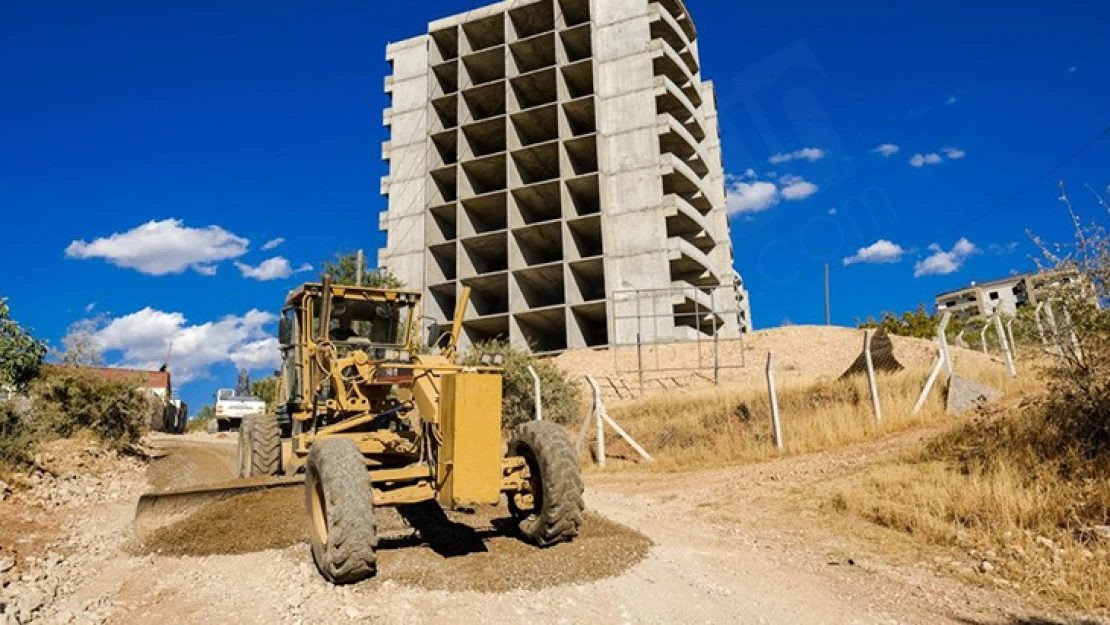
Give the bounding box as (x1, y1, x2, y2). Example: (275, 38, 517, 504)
(608, 285, 747, 395)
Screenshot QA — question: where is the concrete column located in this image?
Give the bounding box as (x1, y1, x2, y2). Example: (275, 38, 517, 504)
(592, 0, 672, 344)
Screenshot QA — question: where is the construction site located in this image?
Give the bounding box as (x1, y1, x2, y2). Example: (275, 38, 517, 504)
(378, 0, 751, 354)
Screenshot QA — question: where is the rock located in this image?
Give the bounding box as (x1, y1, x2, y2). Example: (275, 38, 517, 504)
(946, 375, 1003, 415)
(979, 560, 995, 573)
(1035, 535, 1056, 550)
(16, 587, 45, 622)
(0, 560, 12, 575)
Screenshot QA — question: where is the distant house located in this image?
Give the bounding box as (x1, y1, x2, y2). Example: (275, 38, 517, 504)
(46, 364, 186, 433)
(82, 366, 173, 399)
(934, 269, 1086, 322)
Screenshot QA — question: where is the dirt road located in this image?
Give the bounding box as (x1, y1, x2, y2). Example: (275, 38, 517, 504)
(11, 433, 1098, 625)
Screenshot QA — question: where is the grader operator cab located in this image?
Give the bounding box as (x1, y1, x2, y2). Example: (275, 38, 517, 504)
(143, 277, 584, 584)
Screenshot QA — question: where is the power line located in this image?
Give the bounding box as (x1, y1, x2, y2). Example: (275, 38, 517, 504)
(926, 125, 1110, 241)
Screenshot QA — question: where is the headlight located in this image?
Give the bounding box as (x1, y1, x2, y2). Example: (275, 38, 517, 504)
(492, 354, 505, 366)
(399, 350, 411, 362)
(480, 354, 493, 365)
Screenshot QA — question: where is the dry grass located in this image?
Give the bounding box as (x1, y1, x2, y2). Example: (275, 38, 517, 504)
(828, 399, 1110, 614)
(599, 364, 1024, 471)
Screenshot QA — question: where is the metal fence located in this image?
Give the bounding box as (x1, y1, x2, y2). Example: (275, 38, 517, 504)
(610, 285, 747, 393)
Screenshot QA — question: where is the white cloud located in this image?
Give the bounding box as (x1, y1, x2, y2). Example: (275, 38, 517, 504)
(65, 219, 249, 276)
(827, 207, 838, 216)
(230, 338, 282, 371)
(725, 172, 819, 215)
(261, 237, 285, 251)
(872, 144, 900, 157)
(843, 240, 908, 266)
(1068, 66, 1077, 73)
(768, 147, 826, 164)
(945, 95, 959, 105)
(914, 237, 979, 277)
(988, 242, 1018, 255)
(740, 168, 757, 179)
(84, 302, 96, 313)
(726, 180, 780, 214)
(942, 146, 966, 159)
(94, 308, 280, 383)
(909, 153, 944, 167)
(234, 256, 312, 281)
(779, 175, 819, 200)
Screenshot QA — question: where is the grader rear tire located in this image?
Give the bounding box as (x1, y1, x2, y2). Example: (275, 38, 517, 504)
(305, 438, 378, 584)
(508, 421, 585, 546)
(237, 415, 281, 478)
(249, 414, 281, 476)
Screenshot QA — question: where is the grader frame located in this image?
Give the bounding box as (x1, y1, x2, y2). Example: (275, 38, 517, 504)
(250, 276, 583, 583)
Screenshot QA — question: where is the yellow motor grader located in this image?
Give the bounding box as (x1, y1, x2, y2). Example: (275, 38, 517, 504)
(139, 277, 584, 584)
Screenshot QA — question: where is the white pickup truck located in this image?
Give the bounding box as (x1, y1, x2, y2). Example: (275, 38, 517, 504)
(208, 388, 266, 433)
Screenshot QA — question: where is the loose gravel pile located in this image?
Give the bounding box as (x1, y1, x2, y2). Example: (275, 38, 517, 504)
(132, 486, 652, 592)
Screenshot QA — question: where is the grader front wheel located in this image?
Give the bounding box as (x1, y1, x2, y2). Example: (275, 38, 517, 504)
(508, 421, 585, 546)
(305, 438, 379, 584)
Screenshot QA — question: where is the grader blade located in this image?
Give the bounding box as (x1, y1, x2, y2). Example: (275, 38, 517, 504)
(133, 476, 304, 537)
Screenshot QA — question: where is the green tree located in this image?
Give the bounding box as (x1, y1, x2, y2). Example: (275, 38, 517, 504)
(0, 298, 47, 390)
(250, 376, 278, 413)
(858, 304, 964, 340)
(187, 404, 216, 433)
(320, 251, 403, 288)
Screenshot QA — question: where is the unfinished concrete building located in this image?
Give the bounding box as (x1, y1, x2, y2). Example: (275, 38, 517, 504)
(379, 0, 749, 352)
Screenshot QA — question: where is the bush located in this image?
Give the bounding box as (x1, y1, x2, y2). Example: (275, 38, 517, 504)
(0, 399, 37, 469)
(29, 367, 152, 451)
(463, 341, 582, 430)
(858, 303, 966, 340)
(187, 405, 216, 433)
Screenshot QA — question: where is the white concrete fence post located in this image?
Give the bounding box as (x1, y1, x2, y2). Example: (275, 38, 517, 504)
(1043, 301, 1064, 358)
(912, 339, 947, 416)
(1005, 317, 1017, 363)
(1033, 302, 1051, 353)
(1061, 306, 1084, 365)
(937, 312, 953, 378)
(993, 314, 1016, 379)
(526, 365, 542, 421)
(765, 353, 784, 451)
(863, 330, 883, 423)
(581, 375, 654, 468)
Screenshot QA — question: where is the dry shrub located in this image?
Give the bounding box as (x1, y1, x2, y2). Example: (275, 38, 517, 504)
(830, 207, 1110, 613)
(0, 399, 37, 470)
(464, 341, 582, 430)
(830, 406, 1110, 612)
(29, 366, 152, 451)
(604, 365, 1022, 470)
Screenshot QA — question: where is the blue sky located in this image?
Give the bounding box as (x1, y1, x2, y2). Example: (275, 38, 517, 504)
(1, 0, 1107, 410)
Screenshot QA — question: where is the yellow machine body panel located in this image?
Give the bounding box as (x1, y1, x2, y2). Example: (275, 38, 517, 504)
(437, 372, 502, 507)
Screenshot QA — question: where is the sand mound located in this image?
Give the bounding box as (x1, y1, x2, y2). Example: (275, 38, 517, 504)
(553, 325, 1003, 401)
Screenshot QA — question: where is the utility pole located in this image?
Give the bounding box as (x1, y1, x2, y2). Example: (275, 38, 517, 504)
(824, 263, 831, 325)
(355, 249, 364, 286)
